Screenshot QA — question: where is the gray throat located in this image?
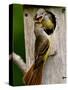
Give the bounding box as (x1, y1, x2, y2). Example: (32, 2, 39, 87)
(34, 23, 48, 39)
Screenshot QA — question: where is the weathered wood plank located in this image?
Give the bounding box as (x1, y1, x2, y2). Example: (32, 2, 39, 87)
(24, 7, 66, 84)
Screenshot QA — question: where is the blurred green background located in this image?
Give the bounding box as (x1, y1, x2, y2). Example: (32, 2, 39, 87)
(13, 4, 26, 86)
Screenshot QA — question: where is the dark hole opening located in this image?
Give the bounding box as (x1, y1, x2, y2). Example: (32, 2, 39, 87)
(25, 13, 28, 17)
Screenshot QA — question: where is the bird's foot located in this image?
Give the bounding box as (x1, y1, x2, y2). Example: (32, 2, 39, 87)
(49, 50, 57, 57)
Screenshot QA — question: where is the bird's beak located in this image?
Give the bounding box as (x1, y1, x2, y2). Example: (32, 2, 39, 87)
(34, 14, 43, 23)
(34, 14, 42, 20)
(36, 15, 42, 19)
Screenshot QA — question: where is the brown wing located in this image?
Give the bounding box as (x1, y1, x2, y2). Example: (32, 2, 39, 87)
(35, 35, 49, 59)
(34, 35, 50, 69)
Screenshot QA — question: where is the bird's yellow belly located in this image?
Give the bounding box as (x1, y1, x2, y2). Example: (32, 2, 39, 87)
(43, 48, 50, 62)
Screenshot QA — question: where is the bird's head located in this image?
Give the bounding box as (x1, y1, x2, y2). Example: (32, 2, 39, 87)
(34, 8, 46, 23)
(34, 8, 56, 35)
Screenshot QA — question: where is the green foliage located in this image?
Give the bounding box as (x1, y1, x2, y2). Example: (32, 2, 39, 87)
(13, 63, 25, 86)
(13, 4, 26, 62)
(13, 4, 26, 86)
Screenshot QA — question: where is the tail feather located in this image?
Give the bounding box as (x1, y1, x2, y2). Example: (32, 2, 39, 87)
(24, 62, 44, 85)
(24, 64, 34, 84)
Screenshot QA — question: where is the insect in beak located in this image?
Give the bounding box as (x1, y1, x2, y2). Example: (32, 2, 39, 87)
(34, 14, 43, 23)
(35, 14, 42, 19)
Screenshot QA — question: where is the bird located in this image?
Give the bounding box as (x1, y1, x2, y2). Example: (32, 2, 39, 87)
(34, 8, 56, 56)
(24, 8, 56, 85)
(34, 8, 56, 35)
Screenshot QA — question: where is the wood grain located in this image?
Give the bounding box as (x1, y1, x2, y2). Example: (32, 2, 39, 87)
(24, 6, 66, 84)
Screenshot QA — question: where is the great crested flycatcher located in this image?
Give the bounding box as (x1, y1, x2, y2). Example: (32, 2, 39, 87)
(24, 8, 56, 85)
